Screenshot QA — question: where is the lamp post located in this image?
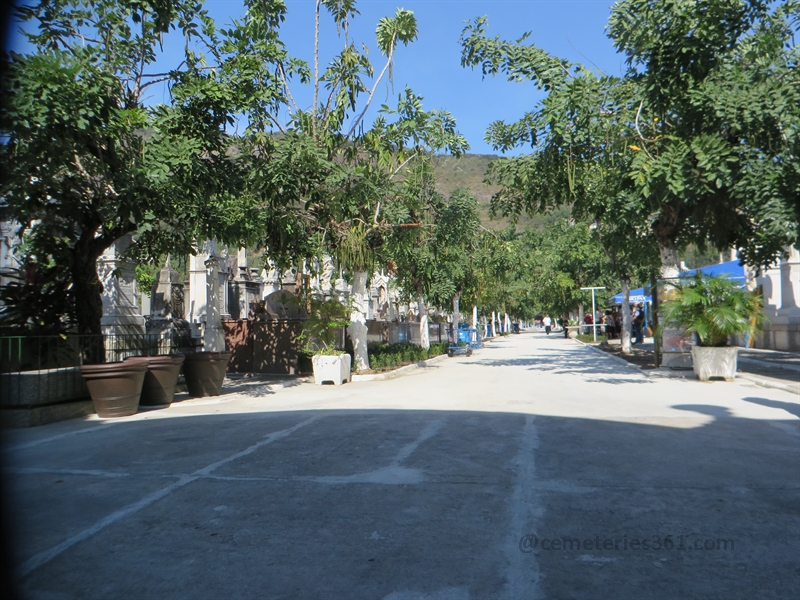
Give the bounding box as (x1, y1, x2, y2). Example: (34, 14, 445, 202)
(580, 287, 606, 342)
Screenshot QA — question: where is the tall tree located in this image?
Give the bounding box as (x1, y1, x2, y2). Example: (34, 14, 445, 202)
(236, 2, 469, 369)
(429, 189, 481, 338)
(1, 0, 244, 335)
(460, 0, 799, 277)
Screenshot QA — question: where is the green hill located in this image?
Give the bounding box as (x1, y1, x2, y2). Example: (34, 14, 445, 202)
(433, 154, 545, 230)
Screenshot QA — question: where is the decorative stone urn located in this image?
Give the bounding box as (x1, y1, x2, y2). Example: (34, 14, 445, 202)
(183, 352, 231, 397)
(312, 354, 351, 386)
(80, 361, 148, 418)
(139, 354, 185, 406)
(691, 346, 738, 382)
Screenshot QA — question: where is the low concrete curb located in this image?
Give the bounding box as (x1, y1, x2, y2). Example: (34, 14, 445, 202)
(735, 372, 799, 395)
(571, 338, 645, 372)
(352, 353, 450, 382)
(574, 339, 799, 393)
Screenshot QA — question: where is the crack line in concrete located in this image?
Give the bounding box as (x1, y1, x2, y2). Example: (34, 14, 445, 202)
(299, 418, 447, 486)
(8, 422, 117, 451)
(8, 467, 132, 478)
(504, 414, 543, 599)
(18, 416, 321, 578)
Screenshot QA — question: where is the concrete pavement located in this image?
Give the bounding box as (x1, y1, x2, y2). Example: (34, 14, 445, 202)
(2, 330, 799, 599)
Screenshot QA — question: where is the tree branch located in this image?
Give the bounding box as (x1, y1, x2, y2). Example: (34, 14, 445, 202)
(278, 62, 300, 114)
(634, 100, 655, 160)
(347, 38, 395, 139)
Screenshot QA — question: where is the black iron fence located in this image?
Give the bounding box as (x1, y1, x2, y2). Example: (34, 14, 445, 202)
(1, 332, 198, 411)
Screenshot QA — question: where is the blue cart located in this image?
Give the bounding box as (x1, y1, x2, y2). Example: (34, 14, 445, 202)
(448, 325, 480, 357)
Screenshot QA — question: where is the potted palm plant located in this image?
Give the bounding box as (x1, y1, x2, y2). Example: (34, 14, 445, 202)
(659, 274, 764, 382)
(300, 298, 352, 385)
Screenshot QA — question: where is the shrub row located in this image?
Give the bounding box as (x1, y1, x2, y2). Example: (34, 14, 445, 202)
(368, 342, 448, 371)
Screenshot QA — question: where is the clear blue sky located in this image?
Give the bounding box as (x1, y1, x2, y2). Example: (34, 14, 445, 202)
(9, 0, 625, 156)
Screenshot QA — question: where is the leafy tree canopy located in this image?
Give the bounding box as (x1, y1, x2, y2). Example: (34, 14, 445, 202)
(461, 0, 799, 274)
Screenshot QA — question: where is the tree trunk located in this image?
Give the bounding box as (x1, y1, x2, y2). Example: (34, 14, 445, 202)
(620, 275, 632, 355)
(416, 284, 429, 350)
(650, 270, 660, 368)
(652, 203, 683, 278)
(72, 245, 106, 363)
(347, 269, 370, 371)
(452, 291, 461, 343)
(472, 305, 478, 328)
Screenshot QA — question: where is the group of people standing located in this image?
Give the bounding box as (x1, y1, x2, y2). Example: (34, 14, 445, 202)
(537, 304, 648, 343)
(598, 304, 646, 344)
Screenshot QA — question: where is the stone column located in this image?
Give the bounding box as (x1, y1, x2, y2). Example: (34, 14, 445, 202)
(98, 236, 145, 337)
(771, 246, 800, 351)
(778, 246, 800, 316)
(261, 259, 282, 298)
(188, 239, 225, 349)
(320, 255, 335, 297)
(204, 253, 224, 352)
(0, 218, 21, 289)
(188, 243, 211, 326)
(217, 246, 231, 320)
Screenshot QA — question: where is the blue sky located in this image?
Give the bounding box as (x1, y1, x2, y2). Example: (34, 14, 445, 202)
(9, 0, 626, 156)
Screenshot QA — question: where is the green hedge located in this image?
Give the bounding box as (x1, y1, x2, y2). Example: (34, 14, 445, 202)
(368, 342, 448, 371)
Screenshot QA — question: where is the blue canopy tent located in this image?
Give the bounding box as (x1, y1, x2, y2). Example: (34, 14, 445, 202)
(607, 260, 747, 334)
(609, 260, 745, 305)
(609, 288, 652, 305)
(609, 288, 653, 331)
(678, 259, 746, 284)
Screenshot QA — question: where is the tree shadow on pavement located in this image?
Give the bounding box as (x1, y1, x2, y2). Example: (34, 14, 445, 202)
(3, 403, 799, 600)
(741, 397, 800, 419)
(465, 347, 651, 385)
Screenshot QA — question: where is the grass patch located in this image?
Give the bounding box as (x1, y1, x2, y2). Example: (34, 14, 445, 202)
(576, 334, 607, 344)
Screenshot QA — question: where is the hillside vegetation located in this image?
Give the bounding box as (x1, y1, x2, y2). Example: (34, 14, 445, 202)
(433, 154, 544, 230)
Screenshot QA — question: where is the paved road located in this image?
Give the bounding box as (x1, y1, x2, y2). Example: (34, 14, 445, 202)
(3, 331, 799, 599)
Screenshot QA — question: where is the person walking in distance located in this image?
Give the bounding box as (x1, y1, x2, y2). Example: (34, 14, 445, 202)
(543, 315, 552, 335)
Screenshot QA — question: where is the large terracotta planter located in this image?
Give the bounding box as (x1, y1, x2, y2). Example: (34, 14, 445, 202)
(312, 354, 351, 386)
(80, 361, 148, 418)
(183, 352, 231, 397)
(137, 354, 185, 406)
(691, 346, 738, 382)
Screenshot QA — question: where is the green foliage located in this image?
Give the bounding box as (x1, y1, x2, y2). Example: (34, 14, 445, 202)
(0, 263, 74, 334)
(135, 264, 157, 298)
(299, 298, 350, 355)
(367, 342, 447, 371)
(460, 1, 799, 272)
(1, 0, 244, 334)
(658, 275, 766, 347)
(494, 220, 623, 320)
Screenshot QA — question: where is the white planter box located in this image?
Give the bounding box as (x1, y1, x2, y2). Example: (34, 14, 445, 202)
(312, 354, 351, 386)
(691, 346, 738, 382)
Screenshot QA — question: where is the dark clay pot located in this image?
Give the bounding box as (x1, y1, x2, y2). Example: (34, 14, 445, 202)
(136, 354, 185, 406)
(80, 361, 148, 418)
(182, 352, 231, 397)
